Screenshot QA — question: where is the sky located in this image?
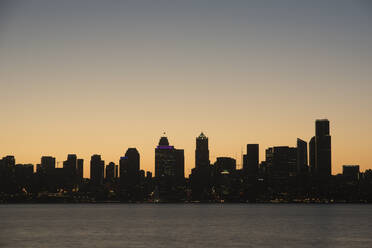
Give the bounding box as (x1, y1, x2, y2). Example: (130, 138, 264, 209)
(0, 0, 371, 177)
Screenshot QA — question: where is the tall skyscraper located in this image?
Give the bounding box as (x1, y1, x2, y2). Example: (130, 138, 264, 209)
(191, 133, 211, 201)
(63, 154, 78, 189)
(77, 159, 84, 182)
(296, 139, 308, 174)
(106, 162, 116, 182)
(120, 148, 140, 186)
(0, 156, 16, 193)
(315, 119, 332, 179)
(90, 154, 104, 186)
(155, 136, 184, 179)
(41, 156, 56, 175)
(265, 146, 297, 189)
(195, 132, 210, 169)
(243, 144, 259, 177)
(309, 136, 316, 174)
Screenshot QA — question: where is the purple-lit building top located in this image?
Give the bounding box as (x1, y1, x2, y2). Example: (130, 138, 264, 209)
(156, 145, 174, 150)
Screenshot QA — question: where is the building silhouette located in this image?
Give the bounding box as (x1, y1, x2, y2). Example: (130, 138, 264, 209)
(90, 154, 104, 186)
(195, 132, 210, 169)
(120, 148, 140, 201)
(266, 146, 297, 191)
(106, 162, 116, 182)
(77, 159, 84, 182)
(155, 136, 184, 179)
(343, 165, 360, 182)
(120, 149, 140, 184)
(315, 119, 332, 180)
(296, 139, 308, 174)
(154, 135, 185, 201)
(41, 156, 56, 175)
(309, 136, 316, 175)
(214, 157, 236, 174)
(243, 144, 259, 177)
(63, 154, 78, 189)
(191, 133, 212, 201)
(0, 156, 16, 193)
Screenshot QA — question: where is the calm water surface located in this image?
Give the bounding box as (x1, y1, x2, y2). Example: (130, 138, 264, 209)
(0, 204, 372, 248)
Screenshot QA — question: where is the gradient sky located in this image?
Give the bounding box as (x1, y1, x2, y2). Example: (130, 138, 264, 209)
(1, 0, 371, 177)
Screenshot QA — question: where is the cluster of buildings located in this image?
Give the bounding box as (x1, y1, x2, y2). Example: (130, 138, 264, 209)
(1, 119, 372, 203)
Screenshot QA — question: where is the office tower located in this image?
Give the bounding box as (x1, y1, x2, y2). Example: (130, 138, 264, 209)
(315, 119, 332, 178)
(90, 154, 104, 186)
(265, 146, 297, 189)
(155, 136, 184, 179)
(195, 132, 210, 169)
(191, 133, 212, 201)
(120, 148, 140, 180)
(106, 162, 116, 182)
(41, 156, 56, 175)
(0, 156, 16, 193)
(296, 139, 308, 174)
(15, 164, 34, 189)
(214, 157, 236, 174)
(77, 159, 84, 182)
(309, 136, 315, 174)
(154, 135, 185, 201)
(63, 154, 77, 178)
(243, 144, 259, 176)
(120, 148, 140, 199)
(343, 165, 360, 182)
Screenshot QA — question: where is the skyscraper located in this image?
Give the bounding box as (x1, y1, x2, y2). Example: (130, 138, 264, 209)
(243, 144, 259, 177)
(106, 162, 116, 182)
(265, 146, 297, 190)
(90, 154, 104, 186)
(296, 139, 308, 174)
(195, 132, 210, 169)
(315, 119, 332, 179)
(120, 148, 140, 187)
(309, 136, 316, 174)
(155, 136, 184, 179)
(41, 156, 56, 175)
(154, 135, 185, 201)
(63, 154, 78, 189)
(77, 159, 84, 182)
(0, 156, 16, 193)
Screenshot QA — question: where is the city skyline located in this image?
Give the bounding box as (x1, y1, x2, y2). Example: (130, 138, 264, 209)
(1, 118, 368, 178)
(1, 1, 372, 177)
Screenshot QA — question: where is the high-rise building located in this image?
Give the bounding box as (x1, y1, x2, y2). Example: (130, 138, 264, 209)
(120, 148, 140, 187)
(315, 119, 332, 178)
(63, 154, 77, 177)
(154, 135, 185, 201)
(41, 156, 56, 175)
(296, 139, 308, 174)
(77, 159, 84, 182)
(243, 144, 259, 177)
(309, 136, 316, 174)
(265, 146, 297, 189)
(15, 164, 34, 188)
(191, 133, 212, 201)
(0, 156, 16, 193)
(195, 132, 210, 169)
(155, 136, 184, 179)
(90, 154, 104, 186)
(106, 162, 116, 182)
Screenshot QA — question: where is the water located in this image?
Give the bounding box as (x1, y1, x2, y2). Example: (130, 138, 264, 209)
(0, 204, 372, 248)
